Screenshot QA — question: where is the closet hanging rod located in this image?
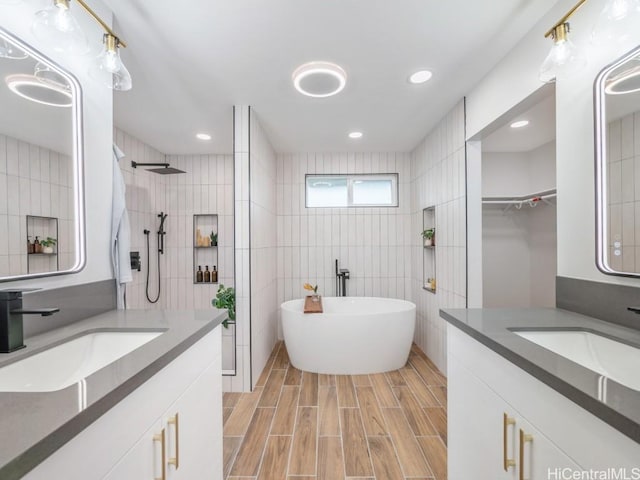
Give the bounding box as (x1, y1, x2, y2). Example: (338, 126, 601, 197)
(482, 188, 557, 205)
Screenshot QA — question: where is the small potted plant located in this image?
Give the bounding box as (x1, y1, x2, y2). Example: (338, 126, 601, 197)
(422, 228, 435, 247)
(212, 284, 235, 328)
(210, 231, 218, 247)
(40, 237, 57, 254)
(303, 283, 319, 302)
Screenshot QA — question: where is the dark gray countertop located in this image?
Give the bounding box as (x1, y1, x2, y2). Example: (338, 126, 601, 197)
(0, 308, 227, 480)
(441, 308, 640, 444)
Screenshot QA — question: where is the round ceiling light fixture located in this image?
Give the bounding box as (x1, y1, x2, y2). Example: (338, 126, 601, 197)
(5, 74, 72, 107)
(196, 133, 212, 140)
(348, 131, 363, 139)
(292, 61, 347, 98)
(510, 120, 530, 129)
(408, 70, 433, 84)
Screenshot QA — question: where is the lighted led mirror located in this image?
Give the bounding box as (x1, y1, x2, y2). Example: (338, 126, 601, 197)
(0, 27, 85, 281)
(595, 44, 640, 277)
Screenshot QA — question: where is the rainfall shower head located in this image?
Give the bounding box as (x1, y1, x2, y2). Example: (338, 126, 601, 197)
(131, 161, 186, 174)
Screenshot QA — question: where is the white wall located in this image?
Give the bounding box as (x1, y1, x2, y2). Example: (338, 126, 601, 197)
(249, 112, 278, 389)
(114, 128, 234, 311)
(233, 105, 252, 392)
(410, 101, 466, 373)
(276, 152, 412, 334)
(0, 1, 114, 291)
(466, 0, 640, 289)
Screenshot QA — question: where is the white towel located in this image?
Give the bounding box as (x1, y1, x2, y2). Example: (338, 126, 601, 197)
(111, 144, 132, 309)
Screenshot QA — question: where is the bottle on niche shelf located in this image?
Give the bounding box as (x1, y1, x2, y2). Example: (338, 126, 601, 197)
(27, 236, 34, 254)
(196, 265, 203, 283)
(212, 265, 218, 283)
(204, 265, 211, 283)
(34, 236, 42, 254)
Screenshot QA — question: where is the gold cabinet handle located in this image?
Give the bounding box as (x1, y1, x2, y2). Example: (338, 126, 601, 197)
(153, 428, 166, 480)
(168, 413, 180, 470)
(503, 413, 516, 471)
(519, 428, 533, 480)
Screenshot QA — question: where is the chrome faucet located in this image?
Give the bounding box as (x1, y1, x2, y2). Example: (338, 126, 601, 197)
(0, 290, 59, 353)
(335, 259, 350, 297)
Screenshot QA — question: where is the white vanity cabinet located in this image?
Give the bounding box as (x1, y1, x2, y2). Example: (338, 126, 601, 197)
(449, 354, 579, 480)
(448, 323, 640, 479)
(24, 326, 223, 480)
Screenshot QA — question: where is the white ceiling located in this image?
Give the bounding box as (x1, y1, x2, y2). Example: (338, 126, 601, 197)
(103, 0, 560, 155)
(482, 90, 556, 153)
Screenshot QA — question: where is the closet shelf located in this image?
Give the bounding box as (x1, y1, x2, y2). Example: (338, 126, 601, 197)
(482, 188, 556, 213)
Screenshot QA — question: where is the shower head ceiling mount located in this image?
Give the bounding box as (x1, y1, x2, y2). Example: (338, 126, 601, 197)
(131, 161, 186, 174)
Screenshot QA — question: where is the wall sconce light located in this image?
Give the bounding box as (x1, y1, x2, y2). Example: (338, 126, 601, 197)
(89, 33, 131, 91)
(32, 0, 88, 54)
(540, 0, 640, 83)
(29, 0, 131, 91)
(539, 1, 588, 83)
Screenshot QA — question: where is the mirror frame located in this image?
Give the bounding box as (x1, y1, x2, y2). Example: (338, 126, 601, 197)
(0, 26, 86, 282)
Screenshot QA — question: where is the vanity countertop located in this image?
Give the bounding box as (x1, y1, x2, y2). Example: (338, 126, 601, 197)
(0, 308, 227, 480)
(441, 307, 640, 444)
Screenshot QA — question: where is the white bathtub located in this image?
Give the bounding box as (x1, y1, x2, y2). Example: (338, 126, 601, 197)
(281, 297, 416, 375)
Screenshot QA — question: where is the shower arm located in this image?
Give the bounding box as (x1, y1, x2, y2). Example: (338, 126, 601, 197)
(131, 161, 170, 169)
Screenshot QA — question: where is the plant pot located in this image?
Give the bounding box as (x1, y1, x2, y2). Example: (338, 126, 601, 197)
(424, 238, 433, 247)
(42, 246, 54, 254)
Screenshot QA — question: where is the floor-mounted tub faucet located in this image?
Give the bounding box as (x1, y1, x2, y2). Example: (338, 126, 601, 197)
(0, 290, 59, 353)
(335, 259, 350, 297)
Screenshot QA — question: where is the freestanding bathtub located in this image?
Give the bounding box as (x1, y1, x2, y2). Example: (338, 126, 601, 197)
(281, 297, 416, 375)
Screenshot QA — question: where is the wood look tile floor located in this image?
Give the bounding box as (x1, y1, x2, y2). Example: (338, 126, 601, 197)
(223, 342, 447, 480)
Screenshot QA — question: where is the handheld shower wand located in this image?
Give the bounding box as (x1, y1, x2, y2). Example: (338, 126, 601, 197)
(158, 212, 168, 255)
(144, 212, 168, 305)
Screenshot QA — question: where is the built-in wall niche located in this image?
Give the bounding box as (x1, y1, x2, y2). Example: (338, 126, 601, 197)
(26, 215, 59, 274)
(422, 206, 436, 293)
(193, 214, 219, 285)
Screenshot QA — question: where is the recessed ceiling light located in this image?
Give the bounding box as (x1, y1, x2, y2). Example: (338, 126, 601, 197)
(196, 133, 212, 140)
(292, 61, 347, 98)
(5, 74, 72, 107)
(348, 131, 363, 139)
(510, 120, 530, 129)
(408, 70, 433, 84)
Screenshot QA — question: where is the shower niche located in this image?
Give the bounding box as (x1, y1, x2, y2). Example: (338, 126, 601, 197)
(193, 214, 219, 284)
(422, 206, 436, 293)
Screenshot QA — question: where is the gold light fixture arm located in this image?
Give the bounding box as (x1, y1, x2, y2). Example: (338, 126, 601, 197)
(74, 0, 127, 47)
(544, 0, 589, 38)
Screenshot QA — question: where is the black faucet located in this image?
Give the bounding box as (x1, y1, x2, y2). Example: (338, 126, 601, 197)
(335, 259, 350, 297)
(0, 290, 59, 353)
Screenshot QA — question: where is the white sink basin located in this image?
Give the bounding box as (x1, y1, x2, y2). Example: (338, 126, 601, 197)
(514, 330, 640, 391)
(0, 331, 162, 392)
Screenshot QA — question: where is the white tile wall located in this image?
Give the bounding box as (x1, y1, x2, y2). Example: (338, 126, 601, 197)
(607, 113, 640, 273)
(249, 110, 278, 390)
(410, 100, 467, 374)
(0, 133, 74, 276)
(276, 152, 413, 336)
(114, 127, 236, 381)
(232, 106, 252, 392)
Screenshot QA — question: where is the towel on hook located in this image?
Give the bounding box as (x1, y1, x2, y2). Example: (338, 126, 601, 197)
(111, 144, 132, 309)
